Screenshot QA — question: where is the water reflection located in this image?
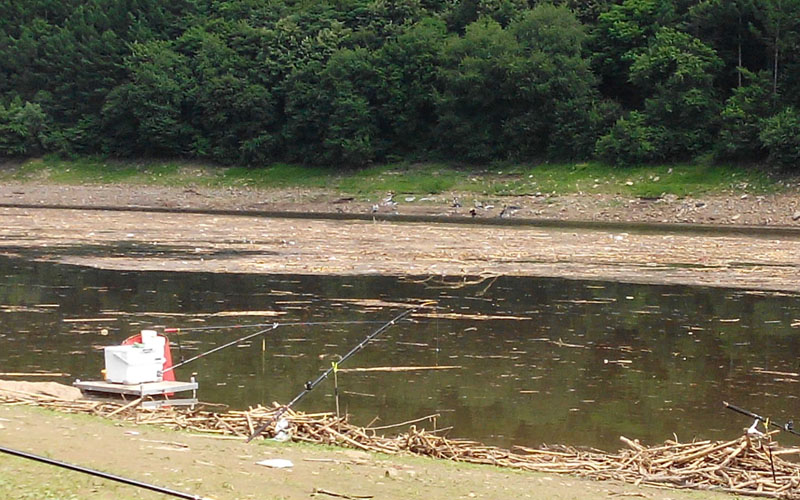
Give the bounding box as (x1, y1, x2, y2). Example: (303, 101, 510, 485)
(1, 255, 800, 451)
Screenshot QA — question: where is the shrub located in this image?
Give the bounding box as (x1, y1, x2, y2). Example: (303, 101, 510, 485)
(0, 99, 49, 157)
(595, 111, 665, 165)
(760, 107, 800, 169)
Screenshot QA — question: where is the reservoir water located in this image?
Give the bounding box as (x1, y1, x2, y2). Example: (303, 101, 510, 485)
(1, 255, 799, 451)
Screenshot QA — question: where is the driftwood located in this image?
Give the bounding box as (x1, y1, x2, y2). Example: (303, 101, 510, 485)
(3, 391, 800, 499)
(336, 366, 461, 373)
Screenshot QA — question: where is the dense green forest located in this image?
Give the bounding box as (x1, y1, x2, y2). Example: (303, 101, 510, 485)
(2, 0, 800, 168)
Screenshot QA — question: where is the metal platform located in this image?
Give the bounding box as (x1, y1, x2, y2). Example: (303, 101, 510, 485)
(73, 379, 198, 408)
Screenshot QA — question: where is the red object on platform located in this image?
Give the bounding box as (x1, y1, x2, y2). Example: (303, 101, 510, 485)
(121, 333, 175, 382)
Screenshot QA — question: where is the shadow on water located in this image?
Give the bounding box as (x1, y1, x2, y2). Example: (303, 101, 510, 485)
(1, 254, 800, 451)
(1, 242, 278, 260)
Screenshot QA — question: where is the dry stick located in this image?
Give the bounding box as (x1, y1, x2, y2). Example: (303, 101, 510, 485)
(0, 372, 70, 377)
(214, 414, 241, 436)
(316, 422, 371, 451)
(105, 397, 143, 418)
(245, 411, 254, 436)
(656, 438, 741, 466)
(365, 413, 440, 431)
(312, 488, 373, 499)
(767, 444, 777, 483)
(619, 436, 645, 452)
(715, 439, 750, 471)
(337, 366, 461, 373)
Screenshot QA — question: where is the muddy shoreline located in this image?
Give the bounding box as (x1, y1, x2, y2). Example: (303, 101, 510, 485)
(2, 181, 800, 227)
(1, 182, 799, 293)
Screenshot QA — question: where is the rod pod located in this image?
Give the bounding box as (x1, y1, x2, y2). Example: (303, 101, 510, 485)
(723, 401, 800, 437)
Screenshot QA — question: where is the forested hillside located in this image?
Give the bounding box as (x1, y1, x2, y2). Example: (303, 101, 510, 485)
(2, 0, 799, 168)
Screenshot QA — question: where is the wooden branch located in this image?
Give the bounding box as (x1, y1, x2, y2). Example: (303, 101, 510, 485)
(337, 366, 461, 373)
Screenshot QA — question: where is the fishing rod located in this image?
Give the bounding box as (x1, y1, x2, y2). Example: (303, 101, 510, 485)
(162, 320, 402, 374)
(723, 401, 800, 437)
(162, 320, 388, 334)
(0, 445, 213, 500)
(246, 304, 431, 442)
(163, 324, 280, 374)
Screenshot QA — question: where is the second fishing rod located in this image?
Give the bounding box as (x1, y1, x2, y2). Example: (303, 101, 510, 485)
(247, 303, 433, 442)
(158, 320, 404, 375)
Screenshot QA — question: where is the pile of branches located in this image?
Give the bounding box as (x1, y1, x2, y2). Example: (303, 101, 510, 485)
(3, 389, 800, 499)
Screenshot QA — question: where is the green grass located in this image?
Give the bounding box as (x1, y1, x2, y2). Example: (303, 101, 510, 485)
(336, 163, 461, 195)
(218, 163, 334, 188)
(1, 156, 792, 199)
(6, 156, 188, 186)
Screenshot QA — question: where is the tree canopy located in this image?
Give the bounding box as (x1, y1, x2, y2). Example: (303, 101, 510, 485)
(3, 0, 800, 168)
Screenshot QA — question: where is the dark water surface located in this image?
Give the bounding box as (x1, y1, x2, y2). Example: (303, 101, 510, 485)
(1, 255, 800, 451)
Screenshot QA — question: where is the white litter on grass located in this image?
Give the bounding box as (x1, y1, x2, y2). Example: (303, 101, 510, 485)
(273, 419, 292, 442)
(256, 459, 294, 469)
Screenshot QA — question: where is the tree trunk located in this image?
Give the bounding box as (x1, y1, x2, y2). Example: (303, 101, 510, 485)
(773, 21, 780, 94)
(738, 12, 742, 88)
(773, 36, 779, 93)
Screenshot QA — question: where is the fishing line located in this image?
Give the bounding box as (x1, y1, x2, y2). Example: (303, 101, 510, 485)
(163, 324, 280, 374)
(246, 304, 433, 442)
(0, 445, 212, 500)
(160, 319, 433, 375)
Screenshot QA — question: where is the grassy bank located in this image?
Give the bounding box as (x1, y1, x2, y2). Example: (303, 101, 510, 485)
(0, 404, 733, 500)
(1, 156, 793, 200)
